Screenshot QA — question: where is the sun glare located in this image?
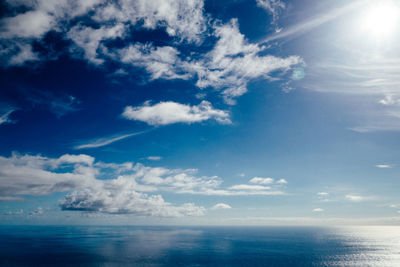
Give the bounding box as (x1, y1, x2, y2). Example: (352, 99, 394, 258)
(360, 1, 399, 38)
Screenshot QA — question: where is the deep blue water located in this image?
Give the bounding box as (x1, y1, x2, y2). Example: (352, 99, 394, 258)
(0, 226, 399, 266)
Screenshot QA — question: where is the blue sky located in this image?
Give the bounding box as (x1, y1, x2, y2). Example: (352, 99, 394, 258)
(0, 0, 400, 225)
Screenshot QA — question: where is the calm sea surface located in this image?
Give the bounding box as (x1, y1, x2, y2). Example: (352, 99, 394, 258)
(0, 225, 399, 266)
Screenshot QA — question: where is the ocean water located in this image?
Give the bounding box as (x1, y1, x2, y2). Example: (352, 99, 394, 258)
(0, 226, 399, 266)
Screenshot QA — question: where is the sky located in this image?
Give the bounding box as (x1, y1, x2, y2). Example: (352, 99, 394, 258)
(0, 0, 400, 226)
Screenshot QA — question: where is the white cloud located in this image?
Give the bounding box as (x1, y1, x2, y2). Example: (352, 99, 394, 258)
(92, 0, 206, 43)
(0, 153, 97, 197)
(74, 131, 148, 150)
(188, 19, 302, 104)
(0, 10, 55, 39)
(276, 178, 288, 184)
(60, 186, 205, 217)
(8, 43, 39, 65)
(4, 209, 24, 215)
(29, 207, 44, 216)
(0, 0, 206, 65)
(0, 108, 16, 125)
(1, 152, 288, 216)
(68, 24, 126, 65)
(249, 177, 287, 185)
(229, 184, 271, 191)
(1, 1, 301, 105)
(249, 177, 274, 185)
(345, 194, 367, 202)
(312, 208, 324, 212)
(257, 0, 285, 15)
(375, 164, 392, 168)
(256, 0, 285, 31)
(122, 100, 231, 125)
(147, 156, 162, 161)
(118, 44, 190, 80)
(210, 203, 232, 210)
(317, 192, 329, 196)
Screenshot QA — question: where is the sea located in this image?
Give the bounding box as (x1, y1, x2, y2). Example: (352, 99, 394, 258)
(0, 225, 399, 266)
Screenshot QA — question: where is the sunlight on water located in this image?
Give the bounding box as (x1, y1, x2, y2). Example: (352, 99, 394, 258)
(0, 226, 399, 266)
(326, 226, 400, 267)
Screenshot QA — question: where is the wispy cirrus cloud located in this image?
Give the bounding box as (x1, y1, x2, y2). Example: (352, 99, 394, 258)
(263, 0, 364, 43)
(74, 131, 149, 150)
(0, 108, 16, 125)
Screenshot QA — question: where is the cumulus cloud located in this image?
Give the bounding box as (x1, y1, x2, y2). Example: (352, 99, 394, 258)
(0, 0, 206, 65)
(117, 20, 302, 104)
(0, 153, 97, 198)
(122, 100, 231, 125)
(210, 203, 232, 210)
(276, 178, 288, 184)
(60, 186, 205, 217)
(1, 152, 288, 216)
(92, 0, 206, 43)
(118, 44, 191, 80)
(1, 1, 301, 104)
(187, 19, 303, 104)
(67, 24, 126, 65)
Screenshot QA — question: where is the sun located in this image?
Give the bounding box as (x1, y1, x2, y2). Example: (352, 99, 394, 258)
(359, 1, 399, 38)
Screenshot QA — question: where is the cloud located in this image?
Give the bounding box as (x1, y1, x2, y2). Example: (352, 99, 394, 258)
(345, 194, 367, 202)
(249, 177, 274, 185)
(147, 156, 162, 161)
(7, 43, 39, 65)
(256, 0, 285, 31)
(0, 0, 206, 65)
(1, 1, 301, 105)
(60, 186, 205, 217)
(317, 192, 329, 196)
(74, 131, 148, 150)
(375, 164, 392, 168)
(92, 0, 206, 43)
(118, 44, 191, 80)
(276, 178, 288, 184)
(0, 153, 97, 198)
(0, 108, 16, 125)
(4, 209, 24, 215)
(210, 203, 232, 210)
(122, 100, 231, 125)
(28, 207, 44, 216)
(187, 19, 302, 104)
(312, 208, 324, 212)
(0, 10, 55, 39)
(1, 152, 288, 216)
(229, 184, 271, 191)
(68, 24, 126, 65)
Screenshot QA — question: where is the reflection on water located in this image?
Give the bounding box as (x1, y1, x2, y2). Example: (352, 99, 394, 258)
(0, 225, 399, 266)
